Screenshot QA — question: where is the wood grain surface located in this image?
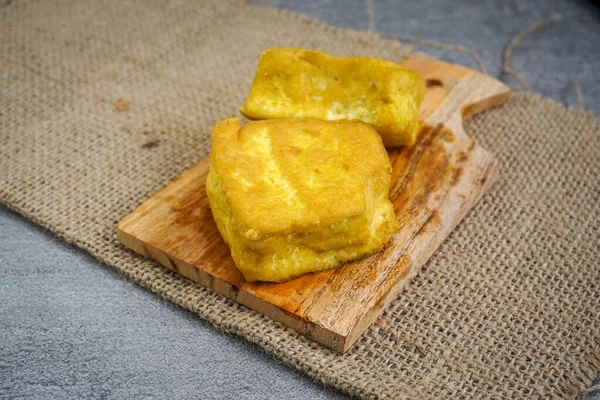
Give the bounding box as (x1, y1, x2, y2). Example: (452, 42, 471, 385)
(117, 57, 510, 353)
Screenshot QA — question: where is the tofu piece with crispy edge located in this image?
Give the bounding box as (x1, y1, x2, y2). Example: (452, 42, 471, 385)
(206, 118, 399, 282)
(240, 48, 425, 147)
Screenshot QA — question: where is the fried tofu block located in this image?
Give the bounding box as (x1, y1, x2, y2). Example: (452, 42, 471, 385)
(206, 118, 399, 282)
(240, 48, 425, 147)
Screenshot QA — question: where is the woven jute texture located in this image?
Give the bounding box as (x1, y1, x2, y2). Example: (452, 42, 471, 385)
(1, 0, 599, 398)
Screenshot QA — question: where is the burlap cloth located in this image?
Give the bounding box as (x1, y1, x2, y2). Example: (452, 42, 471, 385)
(1, 0, 599, 398)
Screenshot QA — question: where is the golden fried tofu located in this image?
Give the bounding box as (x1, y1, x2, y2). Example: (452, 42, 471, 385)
(206, 118, 398, 282)
(240, 48, 425, 147)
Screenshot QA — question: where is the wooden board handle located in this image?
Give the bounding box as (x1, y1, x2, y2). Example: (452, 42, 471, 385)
(402, 57, 510, 135)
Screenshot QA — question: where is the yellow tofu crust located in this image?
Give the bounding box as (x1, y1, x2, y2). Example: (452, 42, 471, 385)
(206, 118, 399, 282)
(240, 48, 425, 147)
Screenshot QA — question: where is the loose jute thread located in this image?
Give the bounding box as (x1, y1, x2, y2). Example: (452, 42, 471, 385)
(573, 80, 584, 111)
(365, 0, 488, 74)
(366, 4, 580, 108)
(383, 35, 489, 75)
(502, 13, 561, 90)
(367, 0, 375, 33)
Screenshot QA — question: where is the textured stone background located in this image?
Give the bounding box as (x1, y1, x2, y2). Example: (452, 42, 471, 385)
(1, 0, 598, 399)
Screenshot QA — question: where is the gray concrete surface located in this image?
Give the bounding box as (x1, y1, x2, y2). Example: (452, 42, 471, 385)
(1, 0, 599, 399)
(0, 208, 346, 400)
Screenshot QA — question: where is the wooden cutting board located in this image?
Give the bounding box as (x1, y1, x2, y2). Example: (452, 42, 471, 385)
(117, 57, 510, 353)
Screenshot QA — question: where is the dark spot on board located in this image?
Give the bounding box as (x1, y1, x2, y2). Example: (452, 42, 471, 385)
(424, 211, 442, 231)
(467, 140, 476, 152)
(450, 166, 464, 186)
(479, 173, 488, 186)
(379, 257, 411, 297)
(426, 79, 443, 88)
(461, 103, 475, 119)
(440, 129, 455, 143)
(165, 255, 179, 272)
(229, 285, 240, 297)
(457, 150, 468, 163)
(141, 140, 159, 149)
